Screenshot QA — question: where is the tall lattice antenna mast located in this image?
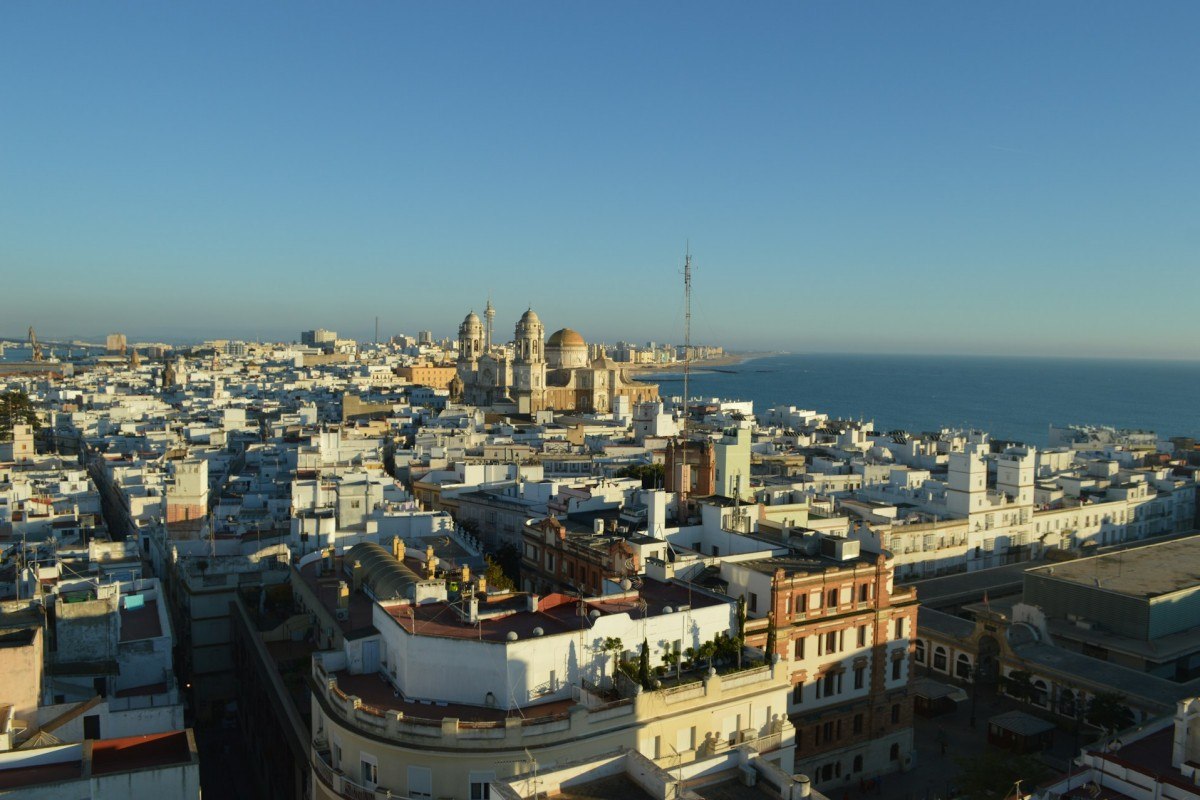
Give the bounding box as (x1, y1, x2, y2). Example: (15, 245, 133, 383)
(682, 245, 692, 434)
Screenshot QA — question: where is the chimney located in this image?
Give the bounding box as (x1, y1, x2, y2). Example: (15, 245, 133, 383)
(351, 559, 364, 591)
(593, 518, 604, 535)
(425, 544, 435, 562)
(392, 536, 405, 562)
(426, 555, 439, 579)
(337, 581, 350, 609)
(476, 575, 487, 595)
(460, 565, 470, 584)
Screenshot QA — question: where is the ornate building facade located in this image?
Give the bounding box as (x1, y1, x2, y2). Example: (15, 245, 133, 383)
(454, 305, 658, 414)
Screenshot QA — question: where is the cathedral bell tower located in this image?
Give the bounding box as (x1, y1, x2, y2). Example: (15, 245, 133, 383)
(513, 308, 546, 413)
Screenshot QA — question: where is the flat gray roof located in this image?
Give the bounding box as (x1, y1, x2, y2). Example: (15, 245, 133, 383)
(1025, 534, 1200, 599)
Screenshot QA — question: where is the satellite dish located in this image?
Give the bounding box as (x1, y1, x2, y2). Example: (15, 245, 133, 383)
(506, 631, 518, 641)
(532, 627, 544, 637)
(663, 606, 673, 614)
(620, 578, 633, 591)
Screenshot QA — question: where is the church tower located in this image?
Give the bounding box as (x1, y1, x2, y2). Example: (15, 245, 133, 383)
(484, 298, 496, 352)
(513, 308, 546, 413)
(457, 312, 484, 363)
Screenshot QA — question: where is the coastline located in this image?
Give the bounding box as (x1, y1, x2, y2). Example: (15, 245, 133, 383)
(625, 351, 780, 375)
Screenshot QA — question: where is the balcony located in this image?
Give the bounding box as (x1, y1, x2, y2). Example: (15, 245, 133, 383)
(312, 652, 790, 752)
(312, 749, 387, 800)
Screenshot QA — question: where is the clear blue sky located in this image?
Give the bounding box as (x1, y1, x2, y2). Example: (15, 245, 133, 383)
(2, 2, 1197, 357)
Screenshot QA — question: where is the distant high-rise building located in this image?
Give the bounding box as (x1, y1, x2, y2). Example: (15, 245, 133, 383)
(301, 328, 337, 347)
(106, 332, 127, 354)
(417, 330, 433, 345)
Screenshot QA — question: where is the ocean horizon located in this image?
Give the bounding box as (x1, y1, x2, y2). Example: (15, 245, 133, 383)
(645, 352, 1200, 446)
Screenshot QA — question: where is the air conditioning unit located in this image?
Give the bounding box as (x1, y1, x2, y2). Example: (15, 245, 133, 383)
(335, 608, 349, 622)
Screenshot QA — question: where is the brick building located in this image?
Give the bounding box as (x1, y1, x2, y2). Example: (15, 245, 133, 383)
(728, 536, 918, 790)
(521, 515, 640, 596)
(664, 439, 715, 497)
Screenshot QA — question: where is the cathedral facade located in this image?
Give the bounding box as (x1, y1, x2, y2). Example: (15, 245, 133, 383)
(452, 305, 658, 414)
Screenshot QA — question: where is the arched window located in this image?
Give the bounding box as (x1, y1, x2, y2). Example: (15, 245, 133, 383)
(853, 755, 863, 773)
(914, 639, 926, 664)
(956, 653, 971, 679)
(1033, 680, 1049, 707)
(933, 646, 948, 671)
(1059, 689, 1076, 717)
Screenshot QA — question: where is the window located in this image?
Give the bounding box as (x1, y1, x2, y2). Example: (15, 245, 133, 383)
(794, 637, 805, 660)
(797, 593, 807, 613)
(857, 625, 867, 647)
(956, 654, 971, 679)
(894, 618, 904, 639)
(748, 592, 758, 613)
(853, 714, 863, 735)
(859, 583, 869, 602)
(933, 646, 947, 672)
(784, 595, 791, 615)
(792, 683, 804, 704)
(853, 754, 863, 772)
(891, 703, 901, 724)
(892, 658, 902, 680)
(824, 631, 838, 654)
(828, 588, 838, 608)
(361, 759, 378, 790)
(915, 640, 926, 664)
(890, 743, 900, 761)
(823, 672, 837, 696)
(854, 666, 865, 690)
(408, 766, 433, 800)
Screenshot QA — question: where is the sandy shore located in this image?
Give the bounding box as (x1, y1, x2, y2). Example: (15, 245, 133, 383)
(626, 351, 779, 375)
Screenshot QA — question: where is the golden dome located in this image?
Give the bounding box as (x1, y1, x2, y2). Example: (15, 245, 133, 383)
(546, 328, 586, 349)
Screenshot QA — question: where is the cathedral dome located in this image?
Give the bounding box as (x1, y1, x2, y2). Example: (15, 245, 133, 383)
(519, 308, 541, 325)
(546, 328, 588, 369)
(546, 328, 585, 349)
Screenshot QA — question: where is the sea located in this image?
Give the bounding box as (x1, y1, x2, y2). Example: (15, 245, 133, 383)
(645, 353, 1200, 447)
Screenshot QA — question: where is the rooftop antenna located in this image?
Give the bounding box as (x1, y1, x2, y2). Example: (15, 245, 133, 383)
(374, 316, 379, 345)
(681, 244, 692, 434)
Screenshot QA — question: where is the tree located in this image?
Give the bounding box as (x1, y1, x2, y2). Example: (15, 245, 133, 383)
(954, 751, 1048, 800)
(482, 555, 515, 592)
(0, 390, 40, 439)
(1004, 670, 1036, 704)
(698, 640, 718, 671)
(602, 636, 624, 681)
(1086, 692, 1134, 734)
(638, 639, 652, 689)
(764, 618, 777, 663)
(616, 463, 665, 489)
